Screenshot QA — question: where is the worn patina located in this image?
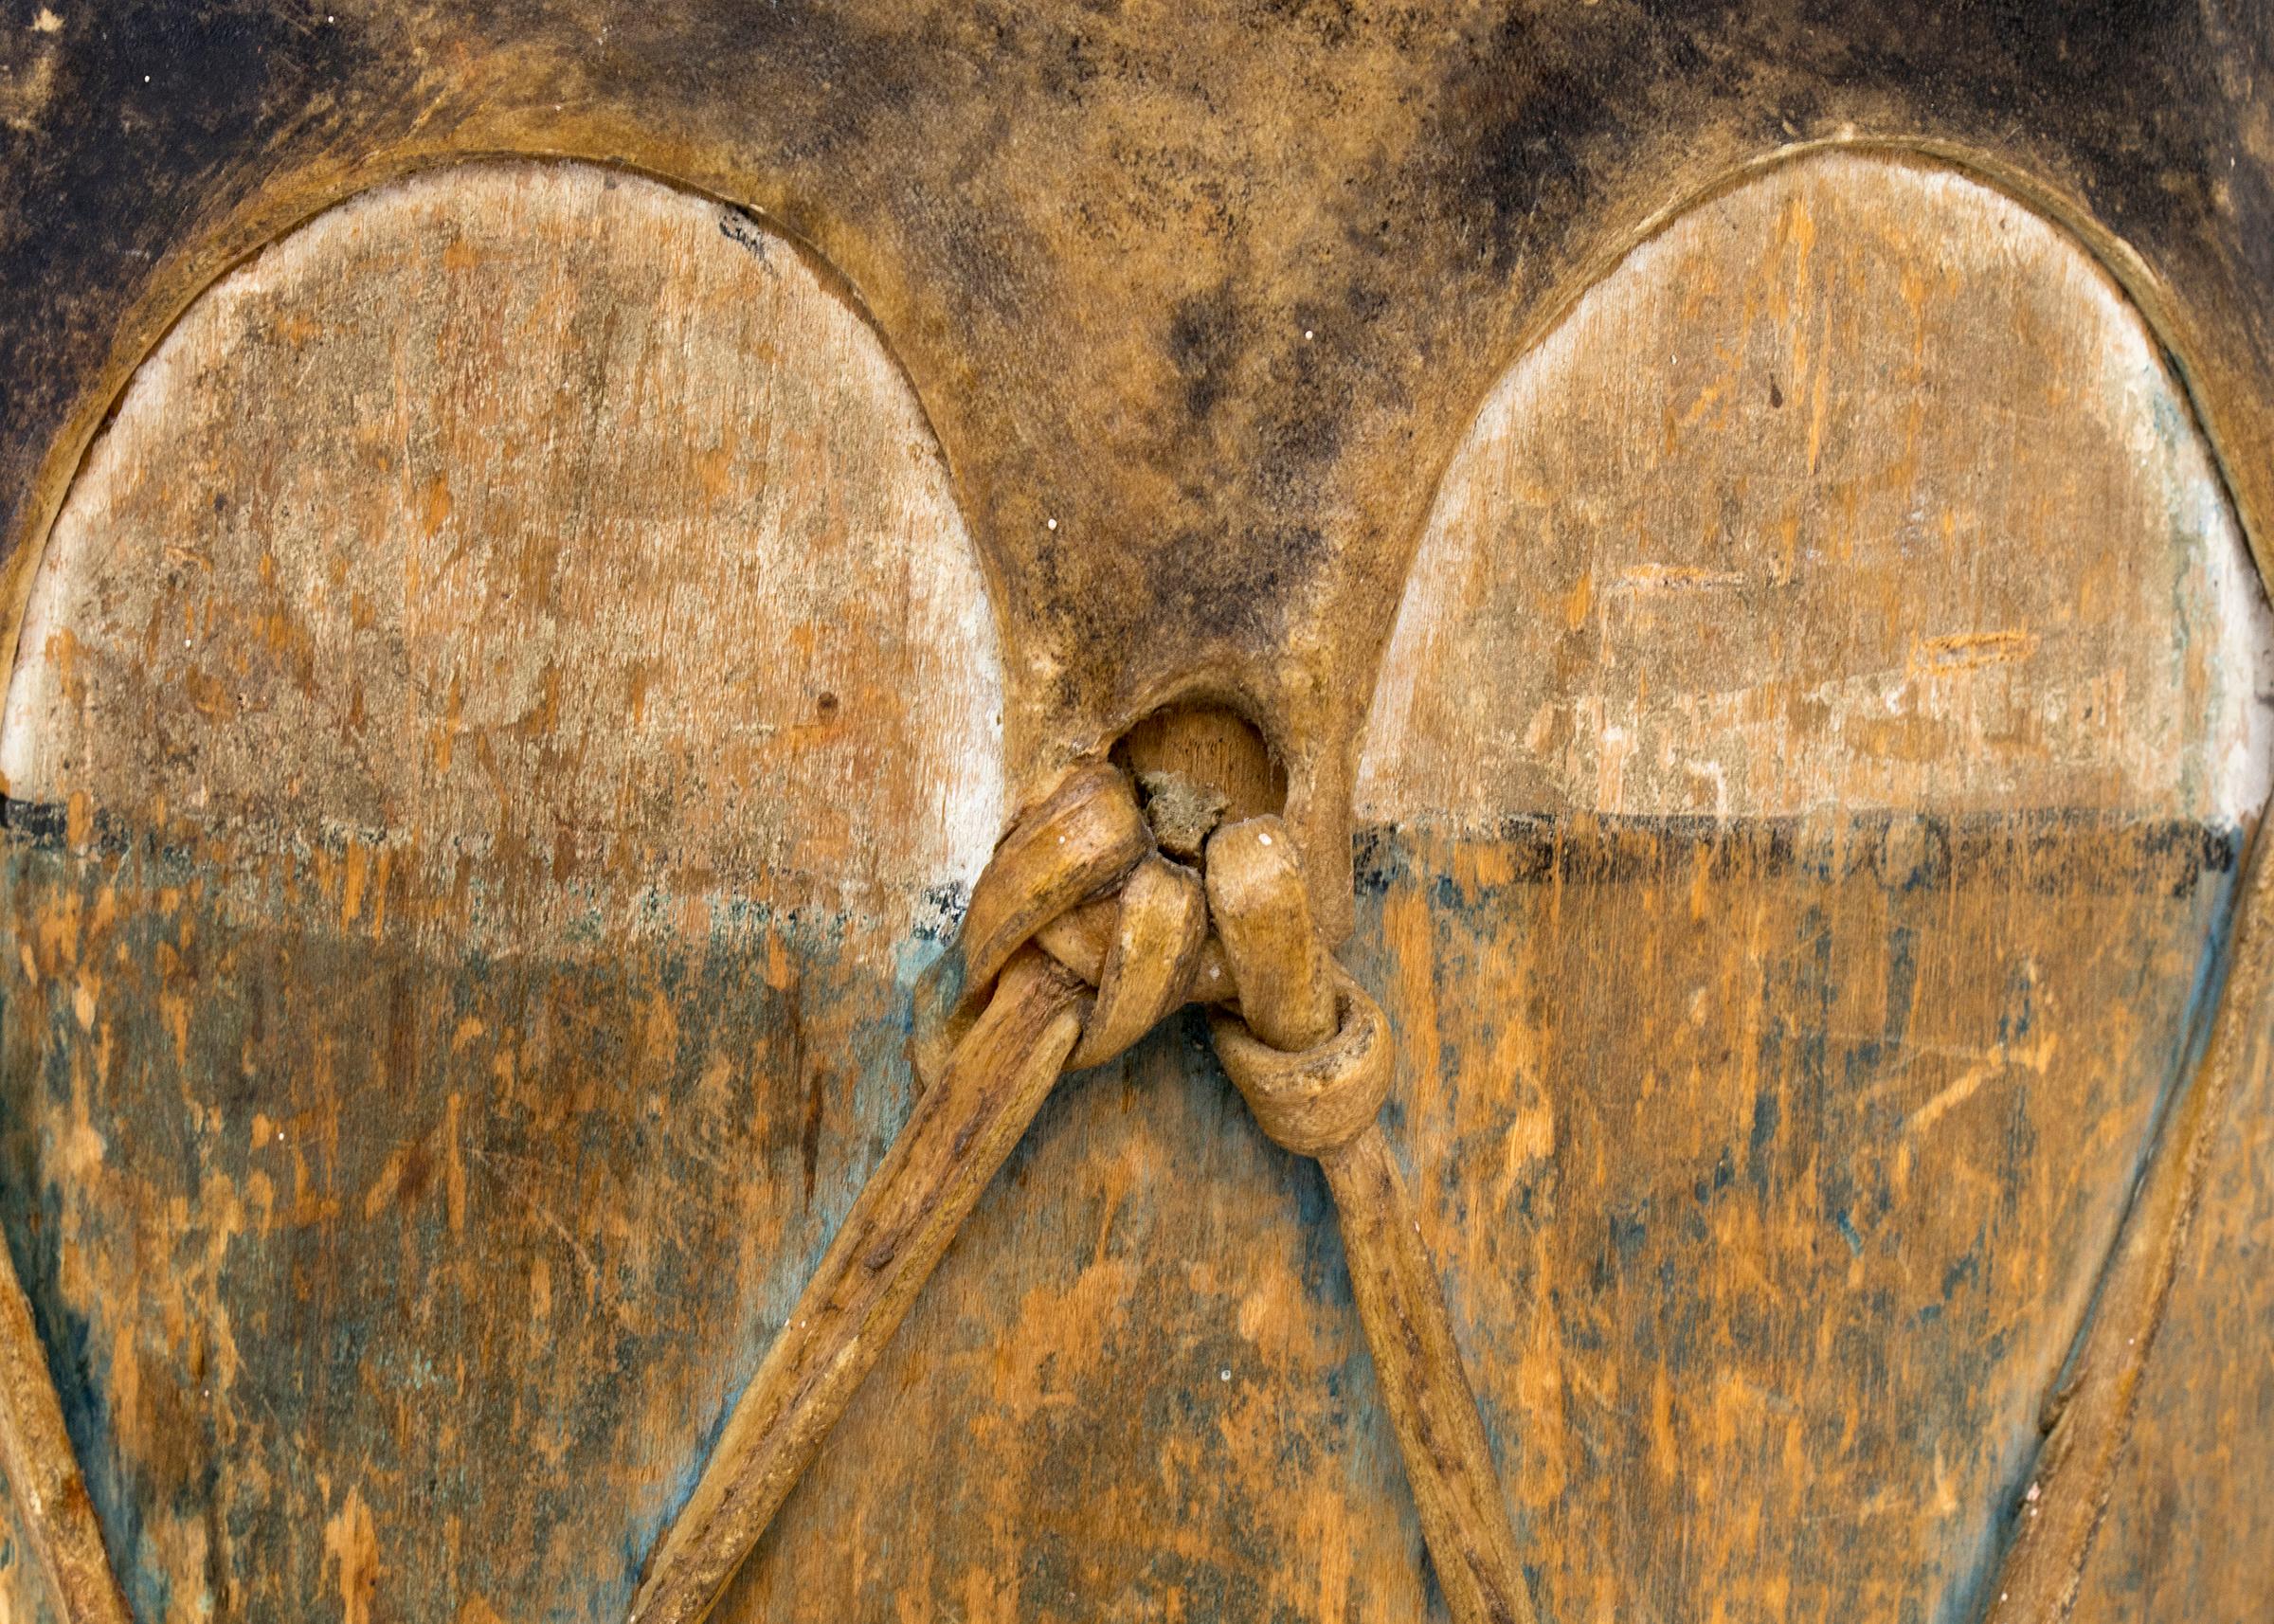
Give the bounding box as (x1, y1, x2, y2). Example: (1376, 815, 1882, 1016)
(3, 6, 2273, 1622)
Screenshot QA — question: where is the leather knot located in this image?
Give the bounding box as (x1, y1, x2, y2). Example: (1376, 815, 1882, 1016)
(1056, 854, 1207, 1070)
(915, 761, 1368, 1096)
(654, 753, 1532, 1624)
(1200, 812, 1394, 1159)
(1208, 966, 1393, 1158)
(917, 763, 1209, 1086)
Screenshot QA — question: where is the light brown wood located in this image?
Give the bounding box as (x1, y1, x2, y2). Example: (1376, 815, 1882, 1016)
(1061, 857, 1207, 1072)
(1117, 704, 1289, 833)
(1362, 153, 2271, 833)
(1326, 1129, 1533, 1624)
(1205, 820, 1339, 1053)
(4, 162, 1009, 945)
(2073, 804, 2274, 1621)
(913, 764, 1150, 1090)
(0, 159, 1020, 1623)
(641, 764, 1181, 1624)
(633, 947, 1085, 1624)
(957, 767, 1151, 1004)
(651, 750, 1538, 1624)
(1208, 969, 1393, 1161)
(1035, 892, 1242, 1011)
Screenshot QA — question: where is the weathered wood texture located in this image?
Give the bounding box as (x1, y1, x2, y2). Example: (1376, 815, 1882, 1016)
(1, 162, 1004, 924)
(0, 134, 2269, 1624)
(0, 164, 1006, 1621)
(1349, 153, 2274, 1621)
(2008, 765, 2274, 1623)
(1361, 153, 2272, 829)
(627, 763, 1152, 1624)
(0, 1235, 126, 1624)
(634, 945, 1087, 1624)
(8, 4, 2274, 941)
(0, 1467, 72, 1624)
(2070, 857, 2274, 1622)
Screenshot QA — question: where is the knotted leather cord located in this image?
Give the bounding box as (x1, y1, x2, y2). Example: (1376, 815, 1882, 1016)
(631, 762, 1533, 1624)
(624, 766, 2274, 1624)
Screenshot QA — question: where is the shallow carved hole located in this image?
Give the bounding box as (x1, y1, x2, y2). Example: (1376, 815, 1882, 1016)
(1110, 701, 1285, 859)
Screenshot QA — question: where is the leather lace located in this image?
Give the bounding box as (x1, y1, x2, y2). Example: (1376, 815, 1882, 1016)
(632, 762, 1533, 1624)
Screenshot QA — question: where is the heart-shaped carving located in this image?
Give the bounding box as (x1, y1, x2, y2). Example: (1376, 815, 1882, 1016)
(1352, 150, 2271, 1622)
(0, 160, 1005, 1623)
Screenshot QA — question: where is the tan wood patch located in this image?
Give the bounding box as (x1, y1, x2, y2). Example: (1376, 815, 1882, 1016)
(1359, 153, 2273, 828)
(1, 160, 1003, 948)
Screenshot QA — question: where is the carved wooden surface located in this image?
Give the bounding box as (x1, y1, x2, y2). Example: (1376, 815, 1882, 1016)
(0, 135, 2269, 1624)
(0, 162, 1005, 1622)
(2074, 882, 2274, 1621)
(1362, 158, 2273, 827)
(1355, 152, 2274, 1622)
(9, 4, 2274, 942)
